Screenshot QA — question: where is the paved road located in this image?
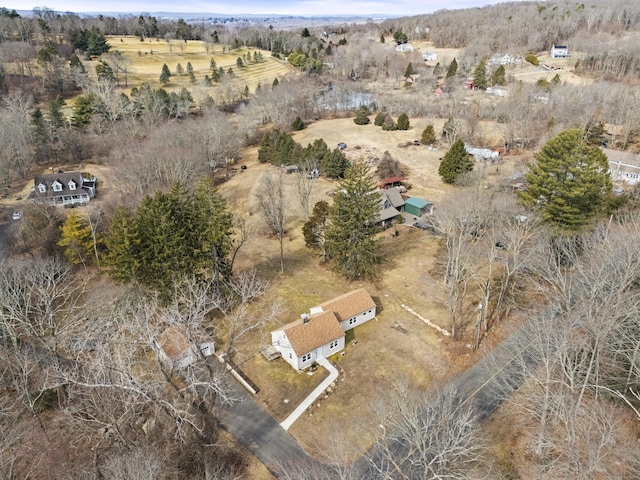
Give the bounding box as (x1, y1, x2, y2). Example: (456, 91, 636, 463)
(353, 321, 540, 477)
(220, 380, 318, 473)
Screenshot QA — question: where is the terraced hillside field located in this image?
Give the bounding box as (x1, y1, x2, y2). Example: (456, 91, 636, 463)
(83, 36, 297, 98)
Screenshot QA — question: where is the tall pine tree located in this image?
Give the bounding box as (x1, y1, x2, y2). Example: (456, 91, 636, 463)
(518, 129, 612, 234)
(326, 163, 382, 280)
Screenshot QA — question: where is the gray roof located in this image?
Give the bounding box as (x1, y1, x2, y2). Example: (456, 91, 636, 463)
(383, 187, 405, 209)
(31, 172, 95, 200)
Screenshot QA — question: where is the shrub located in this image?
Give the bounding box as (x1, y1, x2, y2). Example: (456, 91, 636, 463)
(292, 115, 305, 130)
(397, 113, 410, 130)
(381, 115, 397, 131)
(374, 111, 386, 126)
(354, 105, 371, 125)
(525, 53, 539, 66)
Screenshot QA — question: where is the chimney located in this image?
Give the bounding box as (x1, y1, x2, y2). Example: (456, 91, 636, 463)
(301, 313, 309, 324)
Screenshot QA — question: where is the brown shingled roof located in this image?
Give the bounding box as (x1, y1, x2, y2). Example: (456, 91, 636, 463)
(318, 289, 376, 322)
(281, 310, 344, 356)
(158, 326, 190, 360)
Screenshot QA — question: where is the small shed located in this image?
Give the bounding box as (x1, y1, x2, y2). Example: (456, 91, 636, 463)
(404, 197, 433, 217)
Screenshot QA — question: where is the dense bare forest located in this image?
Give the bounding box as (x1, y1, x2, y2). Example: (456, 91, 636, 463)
(1, 1, 640, 478)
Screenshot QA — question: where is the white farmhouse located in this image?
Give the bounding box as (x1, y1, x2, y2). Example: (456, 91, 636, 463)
(271, 289, 377, 371)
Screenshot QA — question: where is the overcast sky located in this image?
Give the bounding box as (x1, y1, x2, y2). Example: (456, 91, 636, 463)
(6, 0, 510, 17)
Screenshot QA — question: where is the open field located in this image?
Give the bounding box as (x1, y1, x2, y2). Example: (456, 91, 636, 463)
(212, 116, 517, 457)
(86, 36, 297, 97)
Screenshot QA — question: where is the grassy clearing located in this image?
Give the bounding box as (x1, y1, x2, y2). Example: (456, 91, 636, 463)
(82, 36, 296, 97)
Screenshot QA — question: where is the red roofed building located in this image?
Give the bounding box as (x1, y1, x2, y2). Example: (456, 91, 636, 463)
(379, 176, 405, 189)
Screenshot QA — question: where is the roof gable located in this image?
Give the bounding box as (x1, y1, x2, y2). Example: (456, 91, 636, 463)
(281, 311, 343, 356)
(318, 289, 376, 322)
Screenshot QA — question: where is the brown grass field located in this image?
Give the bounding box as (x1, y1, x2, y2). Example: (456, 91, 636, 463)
(212, 116, 519, 457)
(86, 36, 297, 97)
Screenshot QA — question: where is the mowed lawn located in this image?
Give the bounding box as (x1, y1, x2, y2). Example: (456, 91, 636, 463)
(83, 36, 296, 97)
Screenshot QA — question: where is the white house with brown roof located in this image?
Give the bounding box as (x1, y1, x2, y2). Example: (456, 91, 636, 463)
(271, 289, 377, 371)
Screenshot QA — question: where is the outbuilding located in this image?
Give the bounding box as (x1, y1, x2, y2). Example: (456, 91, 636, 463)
(404, 197, 433, 217)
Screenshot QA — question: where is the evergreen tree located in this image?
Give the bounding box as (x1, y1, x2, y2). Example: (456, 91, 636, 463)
(47, 96, 66, 128)
(326, 163, 382, 280)
(176, 62, 184, 75)
(446, 58, 458, 78)
(393, 29, 408, 44)
(421, 124, 437, 145)
(354, 104, 371, 125)
(321, 148, 350, 179)
(374, 111, 386, 126)
(301, 27, 310, 37)
(302, 200, 330, 261)
(186, 62, 194, 75)
(236, 57, 244, 68)
(104, 206, 138, 284)
(397, 113, 410, 130)
(292, 115, 305, 131)
(70, 94, 94, 128)
(518, 129, 612, 234)
(160, 63, 171, 85)
(69, 54, 85, 73)
(380, 33, 385, 43)
(272, 77, 279, 87)
(492, 64, 506, 86)
(404, 62, 414, 78)
(472, 58, 488, 89)
(210, 57, 217, 71)
(105, 181, 235, 298)
(438, 139, 473, 184)
(95, 60, 115, 83)
(58, 211, 94, 265)
(203, 74, 212, 86)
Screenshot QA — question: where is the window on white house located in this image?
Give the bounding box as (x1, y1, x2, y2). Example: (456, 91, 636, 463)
(38, 184, 46, 193)
(302, 353, 311, 362)
(349, 317, 357, 325)
(329, 340, 339, 349)
(68, 181, 76, 190)
(52, 182, 62, 192)
(289, 353, 292, 359)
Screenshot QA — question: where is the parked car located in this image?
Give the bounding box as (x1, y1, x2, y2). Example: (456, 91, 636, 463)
(240, 165, 247, 170)
(337, 142, 347, 150)
(12, 211, 22, 221)
(413, 221, 429, 230)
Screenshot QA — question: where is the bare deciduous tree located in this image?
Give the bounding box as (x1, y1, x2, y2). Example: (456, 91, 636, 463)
(255, 170, 287, 272)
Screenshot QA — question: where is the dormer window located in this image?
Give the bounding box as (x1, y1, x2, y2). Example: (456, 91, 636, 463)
(38, 183, 46, 193)
(52, 181, 62, 192)
(68, 180, 76, 191)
